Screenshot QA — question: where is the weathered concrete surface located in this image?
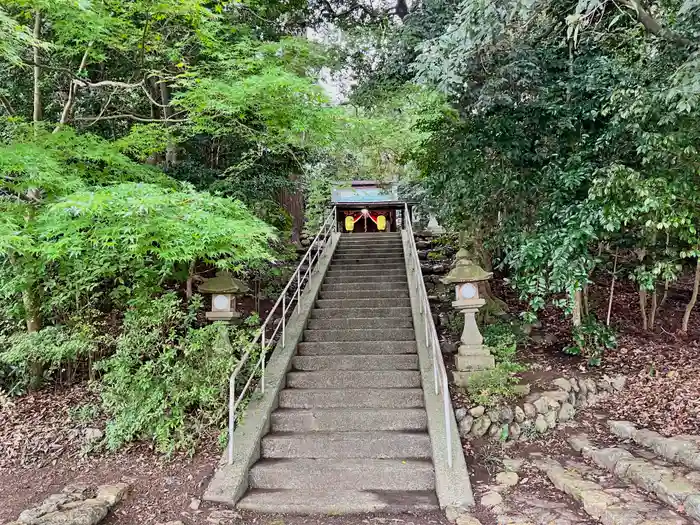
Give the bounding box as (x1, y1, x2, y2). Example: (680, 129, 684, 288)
(402, 230, 475, 510)
(202, 232, 339, 506)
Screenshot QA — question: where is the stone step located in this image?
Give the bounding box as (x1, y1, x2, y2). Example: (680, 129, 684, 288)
(321, 281, 407, 291)
(303, 328, 415, 342)
(316, 298, 411, 309)
(270, 408, 427, 432)
(310, 307, 412, 319)
(296, 341, 417, 355)
(331, 257, 405, 266)
(286, 370, 421, 389)
(249, 458, 434, 491)
(237, 488, 439, 514)
(334, 251, 405, 259)
(569, 434, 700, 521)
(307, 317, 413, 330)
(340, 233, 402, 239)
(318, 289, 409, 300)
(292, 354, 417, 371)
(533, 455, 692, 525)
(278, 388, 424, 409)
(325, 269, 407, 278)
(608, 421, 700, 471)
(261, 431, 432, 459)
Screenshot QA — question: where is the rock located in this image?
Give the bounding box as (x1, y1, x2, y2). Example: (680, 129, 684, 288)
(499, 406, 514, 423)
(533, 396, 550, 414)
(587, 392, 598, 406)
(62, 483, 91, 497)
(496, 471, 519, 486)
(570, 377, 580, 392)
(535, 414, 548, 433)
(471, 416, 491, 437)
(470, 406, 485, 418)
(456, 514, 483, 525)
(96, 483, 129, 505)
(558, 402, 575, 422)
(579, 379, 588, 397)
(455, 408, 468, 422)
(486, 409, 500, 423)
(445, 505, 462, 523)
(459, 415, 474, 438)
(553, 378, 572, 392)
(513, 383, 531, 396)
(686, 494, 700, 522)
(514, 406, 525, 423)
(480, 491, 503, 508)
(189, 498, 201, 510)
(544, 411, 557, 429)
(597, 378, 613, 392)
(607, 420, 637, 440)
(590, 448, 634, 471)
(541, 390, 569, 403)
(158, 522, 185, 525)
(612, 375, 627, 391)
(523, 402, 537, 419)
(656, 475, 699, 508)
(579, 489, 619, 519)
(488, 422, 501, 437)
(568, 434, 593, 454)
(635, 429, 663, 449)
(509, 422, 521, 441)
(84, 428, 104, 443)
(584, 378, 597, 395)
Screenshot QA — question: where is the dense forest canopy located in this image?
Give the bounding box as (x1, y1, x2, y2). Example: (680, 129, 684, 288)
(1, 0, 699, 451)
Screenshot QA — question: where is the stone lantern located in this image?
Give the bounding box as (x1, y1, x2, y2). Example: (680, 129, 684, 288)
(441, 249, 495, 388)
(198, 271, 250, 323)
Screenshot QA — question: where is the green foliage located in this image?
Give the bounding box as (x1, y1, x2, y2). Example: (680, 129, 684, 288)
(465, 362, 527, 407)
(0, 325, 98, 392)
(98, 294, 259, 454)
(564, 317, 617, 366)
(483, 323, 518, 363)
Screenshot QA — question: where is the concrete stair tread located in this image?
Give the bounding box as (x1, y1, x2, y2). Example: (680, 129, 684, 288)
(304, 327, 415, 342)
(261, 431, 432, 459)
(292, 354, 418, 370)
(310, 307, 412, 319)
(238, 489, 439, 514)
(319, 290, 409, 299)
(249, 458, 434, 491)
(297, 341, 417, 355)
(271, 408, 427, 432)
(286, 370, 421, 389)
(278, 388, 424, 408)
(307, 317, 413, 330)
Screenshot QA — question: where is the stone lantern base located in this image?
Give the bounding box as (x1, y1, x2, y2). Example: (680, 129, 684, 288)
(205, 310, 243, 324)
(453, 343, 496, 388)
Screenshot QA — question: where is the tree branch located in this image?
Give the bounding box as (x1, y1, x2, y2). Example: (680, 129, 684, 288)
(74, 113, 187, 123)
(622, 0, 694, 47)
(0, 94, 14, 116)
(54, 44, 92, 133)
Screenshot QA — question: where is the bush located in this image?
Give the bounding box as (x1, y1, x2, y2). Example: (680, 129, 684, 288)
(0, 324, 98, 394)
(482, 323, 519, 363)
(464, 362, 527, 407)
(564, 317, 617, 366)
(98, 293, 259, 454)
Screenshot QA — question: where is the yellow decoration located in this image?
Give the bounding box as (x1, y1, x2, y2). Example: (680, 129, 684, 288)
(377, 215, 386, 231)
(345, 215, 355, 232)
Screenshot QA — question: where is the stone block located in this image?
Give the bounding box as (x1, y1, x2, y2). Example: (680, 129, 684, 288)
(558, 402, 575, 422)
(626, 463, 667, 493)
(580, 489, 619, 519)
(553, 378, 572, 392)
(608, 421, 637, 440)
(655, 475, 698, 508)
(685, 494, 700, 521)
(634, 429, 663, 449)
(591, 448, 635, 471)
(455, 354, 495, 371)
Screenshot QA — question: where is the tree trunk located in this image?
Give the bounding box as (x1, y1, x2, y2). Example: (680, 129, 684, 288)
(583, 284, 590, 317)
(606, 247, 619, 326)
(639, 287, 648, 331)
(186, 260, 195, 300)
(23, 288, 43, 390)
(572, 289, 583, 327)
(682, 258, 700, 333)
(32, 10, 42, 124)
(159, 80, 178, 167)
(649, 287, 658, 330)
(281, 174, 304, 245)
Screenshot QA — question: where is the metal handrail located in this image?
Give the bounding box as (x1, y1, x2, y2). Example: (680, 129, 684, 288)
(403, 203, 453, 468)
(227, 206, 337, 464)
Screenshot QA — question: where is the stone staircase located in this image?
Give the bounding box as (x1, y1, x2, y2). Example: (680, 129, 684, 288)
(236, 232, 438, 514)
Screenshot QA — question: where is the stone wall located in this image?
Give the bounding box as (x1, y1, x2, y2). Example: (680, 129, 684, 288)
(456, 374, 627, 442)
